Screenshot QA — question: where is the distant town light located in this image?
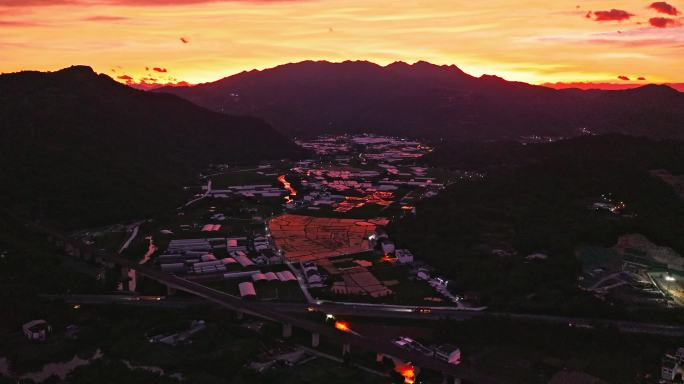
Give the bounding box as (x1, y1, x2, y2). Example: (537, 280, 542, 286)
(665, 275, 676, 282)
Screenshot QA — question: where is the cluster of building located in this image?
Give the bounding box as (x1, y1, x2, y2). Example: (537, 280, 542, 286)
(159, 237, 240, 274)
(392, 336, 461, 365)
(238, 270, 298, 298)
(578, 234, 684, 309)
(157, 235, 278, 277)
(295, 136, 351, 155)
(207, 184, 285, 199)
(287, 134, 442, 214)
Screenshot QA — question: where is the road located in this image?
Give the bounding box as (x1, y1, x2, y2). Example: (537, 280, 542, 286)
(49, 294, 684, 337)
(118, 221, 144, 253)
(181, 179, 212, 208)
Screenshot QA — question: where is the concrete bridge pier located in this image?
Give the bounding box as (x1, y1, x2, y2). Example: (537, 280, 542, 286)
(236, 311, 244, 320)
(342, 342, 351, 356)
(311, 332, 320, 348)
(375, 353, 384, 363)
(282, 323, 293, 338)
(120, 267, 130, 291)
(166, 285, 177, 296)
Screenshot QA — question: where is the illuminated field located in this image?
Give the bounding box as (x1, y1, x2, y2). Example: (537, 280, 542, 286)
(267, 214, 381, 262)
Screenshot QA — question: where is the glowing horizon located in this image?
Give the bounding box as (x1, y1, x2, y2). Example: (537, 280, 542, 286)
(2, 0, 683, 87)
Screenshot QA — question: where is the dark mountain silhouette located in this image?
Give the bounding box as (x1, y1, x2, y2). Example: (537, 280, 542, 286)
(156, 60, 684, 140)
(0, 66, 305, 228)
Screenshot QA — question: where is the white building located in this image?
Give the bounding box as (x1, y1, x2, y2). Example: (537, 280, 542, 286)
(434, 344, 461, 365)
(23, 320, 51, 341)
(662, 347, 684, 382)
(395, 249, 414, 264)
(662, 355, 678, 382)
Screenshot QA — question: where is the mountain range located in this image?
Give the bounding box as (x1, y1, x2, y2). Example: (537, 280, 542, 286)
(156, 60, 684, 140)
(0, 66, 305, 228)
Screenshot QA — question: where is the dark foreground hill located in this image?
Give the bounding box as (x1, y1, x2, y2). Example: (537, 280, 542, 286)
(156, 60, 684, 140)
(0, 66, 305, 228)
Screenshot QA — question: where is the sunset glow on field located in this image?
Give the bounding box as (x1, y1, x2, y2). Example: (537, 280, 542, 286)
(1, 0, 683, 87)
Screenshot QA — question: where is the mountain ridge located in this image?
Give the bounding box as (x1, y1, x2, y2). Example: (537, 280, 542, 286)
(154, 60, 683, 140)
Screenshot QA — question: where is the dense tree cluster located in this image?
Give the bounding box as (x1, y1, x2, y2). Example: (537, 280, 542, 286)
(391, 135, 684, 313)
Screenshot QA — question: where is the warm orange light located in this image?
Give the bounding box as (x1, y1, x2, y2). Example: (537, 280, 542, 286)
(334, 191, 394, 212)
(396, 364, 415, 384)
(278, 175, 297, 203)
(335, 321, 350, 332)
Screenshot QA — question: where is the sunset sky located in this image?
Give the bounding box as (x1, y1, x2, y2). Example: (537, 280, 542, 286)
(1, 0, 683, 87)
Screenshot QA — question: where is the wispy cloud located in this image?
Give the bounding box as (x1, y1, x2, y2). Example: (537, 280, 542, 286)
(0, 0, 306, 6)
(0, 19, 42, 26)
(83, 15, 128, 21)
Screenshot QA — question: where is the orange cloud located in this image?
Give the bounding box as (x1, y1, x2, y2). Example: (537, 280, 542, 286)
(117, 74, 135, 84)
(649, 17, 679, 28)
(592, 9, 634, 22)
(153, 67, 167, 72)
(648, 2, 680, 16)
(617, 75, 630, 81)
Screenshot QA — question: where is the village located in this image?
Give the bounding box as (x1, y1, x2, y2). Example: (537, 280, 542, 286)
(139, 134, 482, 312)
